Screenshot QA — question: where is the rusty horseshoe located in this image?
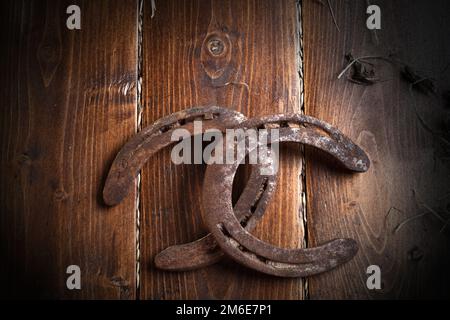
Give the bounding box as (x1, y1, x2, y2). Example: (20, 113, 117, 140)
(103, 106, 246, 206)
(103, 108, 370, 277)
(154, 166, 277, 270)
(200, 114, 370, 277)
(103, 106, 277, 270)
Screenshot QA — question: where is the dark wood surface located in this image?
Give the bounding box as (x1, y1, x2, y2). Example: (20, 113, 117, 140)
(1, 0, 449, 300)
(303, 0, 450, 299)
(139, 0, 306, 299)
(0, 0, 138, 299)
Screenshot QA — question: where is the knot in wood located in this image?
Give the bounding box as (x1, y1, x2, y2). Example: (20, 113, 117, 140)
(207, 38, 224, 56)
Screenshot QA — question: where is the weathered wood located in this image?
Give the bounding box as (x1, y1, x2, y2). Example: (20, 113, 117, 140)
(303, 0, 450, 299)
(140, 0, 305, 299)
(0, 0, 138, 299)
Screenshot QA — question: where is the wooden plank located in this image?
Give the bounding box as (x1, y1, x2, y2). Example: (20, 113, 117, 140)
(140, 0, 305, 299)
(303, 0, 450, 298)
(0, 0, 138, 299)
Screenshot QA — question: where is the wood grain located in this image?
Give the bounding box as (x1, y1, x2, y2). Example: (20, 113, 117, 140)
(303, 0, 450, 299)
(140, 0, 305, 299)
(0, 0, 138, 299)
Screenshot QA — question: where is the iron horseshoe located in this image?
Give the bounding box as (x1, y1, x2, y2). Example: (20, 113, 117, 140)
(201, 114, 370, 277)
(103, 106, 278, 270)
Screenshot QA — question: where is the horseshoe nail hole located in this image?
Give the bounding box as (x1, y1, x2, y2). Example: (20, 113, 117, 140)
(229, 237, 245, 251)
(218, 223, 231, 238)
(204, 112, 214, 120)
(301, 123, 334, 139)
(264, 123, 280, 129)
(207, 38, 224, 56)
(159, 123, 176, 133)
(240, 214, 251, 227)
(202, 112, 220, 120)
(161, 113, 222, 134)
(255, 254, 268, 264)
(158, 112, 224, 135)
(250, 177, 269, 213)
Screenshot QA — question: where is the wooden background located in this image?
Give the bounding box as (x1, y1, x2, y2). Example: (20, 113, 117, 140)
(304, 0, 450, 299)
(0, 0, 137, 299)
(1, 0, 449, 299)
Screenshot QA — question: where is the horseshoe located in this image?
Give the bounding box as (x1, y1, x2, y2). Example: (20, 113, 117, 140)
(103, 106, 277, 270)
(154, 167, 277, 270)
(103, 108, 370, 276)
(201, 114, 370, 277)
(103, 106, 246, 206)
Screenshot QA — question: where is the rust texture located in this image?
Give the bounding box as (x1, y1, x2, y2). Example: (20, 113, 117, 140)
(201, 114, 370, 277)
(103, 106, 246, 206)
(154, 168, 277, 270)
(104, 108, 370, 277)
(104, 106, 277, 270)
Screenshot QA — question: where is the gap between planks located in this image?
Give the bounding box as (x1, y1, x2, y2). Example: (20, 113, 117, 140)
(297, 0, 309, 300)
(135, 0, 308, 299)
(136, 0, 144, 297)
